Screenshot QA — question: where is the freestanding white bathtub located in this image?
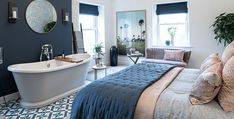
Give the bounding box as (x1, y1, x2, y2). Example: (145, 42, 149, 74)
(8, 53, 92, 108)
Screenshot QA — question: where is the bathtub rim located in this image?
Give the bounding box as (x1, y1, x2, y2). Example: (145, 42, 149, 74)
(7, 53, 92, 73)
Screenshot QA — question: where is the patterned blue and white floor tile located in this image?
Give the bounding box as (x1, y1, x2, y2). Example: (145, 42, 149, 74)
(0, 93, 75, 119)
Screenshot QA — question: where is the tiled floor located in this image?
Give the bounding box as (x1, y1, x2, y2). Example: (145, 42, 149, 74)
(0, 66, 127, 119)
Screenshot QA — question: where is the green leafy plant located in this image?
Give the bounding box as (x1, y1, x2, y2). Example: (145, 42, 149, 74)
(211, 13, 234, 46)
(44, 21, 56, 33)
(94, 42, 104, 58)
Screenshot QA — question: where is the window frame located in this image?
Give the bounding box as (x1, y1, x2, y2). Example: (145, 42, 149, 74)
(156, 13, 190, 47)
(79, 14, 99, 54)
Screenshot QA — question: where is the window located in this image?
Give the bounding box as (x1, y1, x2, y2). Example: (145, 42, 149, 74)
(79, 3, 104, 55)
(79, 14, 98, 54)
(155, 2, 189, 47)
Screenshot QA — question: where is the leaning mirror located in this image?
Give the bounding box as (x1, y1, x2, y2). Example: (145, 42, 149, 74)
(26, 0, 57, 34)
(116, 10, 146, 56)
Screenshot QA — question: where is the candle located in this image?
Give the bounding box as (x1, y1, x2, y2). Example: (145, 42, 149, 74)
(65, 15, 69, 21)
(12, 11, 17, 18)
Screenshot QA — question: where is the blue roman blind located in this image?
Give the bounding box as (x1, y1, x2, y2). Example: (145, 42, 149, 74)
(79, 3, 99, 16)
(156, 2, 188, 15)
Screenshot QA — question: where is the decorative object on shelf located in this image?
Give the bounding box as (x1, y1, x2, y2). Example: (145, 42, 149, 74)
(8, 1, 18, 23)
(211, 13, 234, 46)
(129, 48, 136, 54)
(26, 0, 57, 34)
(62, 9, 69, 24)
(165, 40, 171, 46)
(116, 10, 146, 56)
(167, 27, 177, 46)
(94, 42, 104, 67)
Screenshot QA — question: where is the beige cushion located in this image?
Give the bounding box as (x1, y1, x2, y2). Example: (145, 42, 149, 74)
(141, 59, 187, 67)
(163, 50, 185, 62)
(200, 53, 221, 72)
(189, 62, 223, 105)
(218, 56, 234, 112)
(222, 41, 234, 64)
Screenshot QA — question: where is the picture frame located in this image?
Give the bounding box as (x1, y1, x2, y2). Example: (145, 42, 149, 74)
(116, 10, 146, 56)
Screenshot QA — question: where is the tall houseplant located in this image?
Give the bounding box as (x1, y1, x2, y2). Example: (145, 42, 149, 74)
(211, 13, 234, 46)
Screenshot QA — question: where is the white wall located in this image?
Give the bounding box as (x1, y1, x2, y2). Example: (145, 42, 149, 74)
(113, 0, 234, 68)
(72, 0, 234, 68)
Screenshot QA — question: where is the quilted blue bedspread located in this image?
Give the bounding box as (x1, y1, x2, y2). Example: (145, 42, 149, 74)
(71, 63, 175, 119)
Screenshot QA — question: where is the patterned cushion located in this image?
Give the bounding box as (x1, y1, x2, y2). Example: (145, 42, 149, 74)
(189, 62, 223, 105)
(200, 53, 221, 72)
(163, 50, 185, 62)
(222, 41, 234, 64)
(218, 56, 234, 112)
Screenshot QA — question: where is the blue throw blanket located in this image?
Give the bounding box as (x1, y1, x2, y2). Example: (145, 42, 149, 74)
(71, 63, 175, 119)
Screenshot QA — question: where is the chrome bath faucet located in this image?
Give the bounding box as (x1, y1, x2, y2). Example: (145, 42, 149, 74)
(40, 44, 53, 61)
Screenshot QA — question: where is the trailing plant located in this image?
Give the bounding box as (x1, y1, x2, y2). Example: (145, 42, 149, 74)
(211, 13, 234, 46)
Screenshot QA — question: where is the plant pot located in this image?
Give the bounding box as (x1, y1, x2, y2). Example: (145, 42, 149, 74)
(95, 58, 102, 67)
(165, 40, 171, 46)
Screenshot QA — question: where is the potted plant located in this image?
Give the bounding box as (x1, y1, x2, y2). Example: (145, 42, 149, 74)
(211, 13, 234, 46)
(94, 43, 104, 66)
(167, 27, 177, 46)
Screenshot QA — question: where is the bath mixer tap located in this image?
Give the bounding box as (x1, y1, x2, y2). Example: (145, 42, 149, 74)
(40, 44, 53, 61)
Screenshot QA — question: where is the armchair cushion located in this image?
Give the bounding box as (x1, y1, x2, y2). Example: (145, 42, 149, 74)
(163, 50, 185, 62)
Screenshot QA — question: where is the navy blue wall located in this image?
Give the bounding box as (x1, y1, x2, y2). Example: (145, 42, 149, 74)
(0, 0, 72, 96)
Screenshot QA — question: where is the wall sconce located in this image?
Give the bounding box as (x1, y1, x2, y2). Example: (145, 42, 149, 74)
(62, 9, 69, 24)
(8, 2, 18, 23)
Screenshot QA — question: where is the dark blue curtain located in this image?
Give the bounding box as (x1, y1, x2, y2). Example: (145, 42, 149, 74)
(156, 2, 188, 15)
(79, 3, 99, 16)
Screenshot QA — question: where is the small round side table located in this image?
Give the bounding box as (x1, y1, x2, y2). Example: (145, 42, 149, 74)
(92, 65, 107, 80)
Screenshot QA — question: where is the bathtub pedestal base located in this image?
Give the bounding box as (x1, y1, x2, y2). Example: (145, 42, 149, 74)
(20, 83, 87, 108)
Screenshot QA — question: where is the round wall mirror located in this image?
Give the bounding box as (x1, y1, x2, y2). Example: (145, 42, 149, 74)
(26, 0, 57, 34)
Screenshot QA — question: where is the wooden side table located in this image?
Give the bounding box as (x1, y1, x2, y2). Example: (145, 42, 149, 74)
(92, 65, 107, 80)
(127, 53, 143, 64)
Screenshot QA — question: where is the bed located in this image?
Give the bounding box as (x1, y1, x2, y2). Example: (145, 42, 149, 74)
(70, 63, 234, 119)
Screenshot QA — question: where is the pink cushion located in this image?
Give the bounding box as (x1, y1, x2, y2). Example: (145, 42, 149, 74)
(189, 62, 223, 105)
(163, 50, 184, 62)
(222, 41, 234, 64)
(200, 53, 221, 72)
(218, 56, 234, 112)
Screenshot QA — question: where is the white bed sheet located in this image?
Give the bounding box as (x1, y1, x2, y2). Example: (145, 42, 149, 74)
(154, 68, 234, 119)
